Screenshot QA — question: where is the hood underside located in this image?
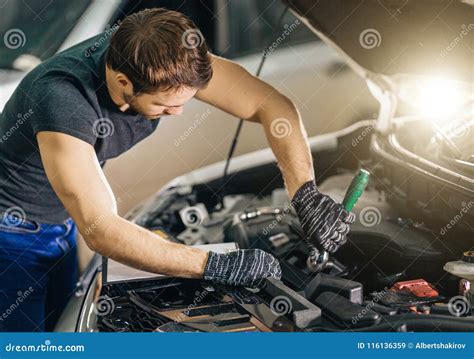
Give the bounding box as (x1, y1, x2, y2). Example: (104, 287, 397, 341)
(285, 0, 473, 83)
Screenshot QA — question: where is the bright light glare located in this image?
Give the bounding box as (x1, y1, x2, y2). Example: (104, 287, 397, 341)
(412, 78, 465, 119)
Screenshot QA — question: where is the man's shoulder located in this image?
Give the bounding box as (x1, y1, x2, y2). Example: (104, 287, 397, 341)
(15, 67, 91, 122)
(14, 45, 103, 125)
(16, 38, 108, 114)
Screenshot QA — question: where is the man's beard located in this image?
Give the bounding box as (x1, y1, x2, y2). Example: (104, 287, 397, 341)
(123, 93, 144, 115)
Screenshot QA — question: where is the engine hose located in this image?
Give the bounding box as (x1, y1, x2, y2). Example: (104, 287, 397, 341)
(317, 314, 474, 332)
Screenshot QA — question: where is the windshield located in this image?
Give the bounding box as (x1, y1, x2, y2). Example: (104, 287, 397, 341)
(0, 0, 91, 69)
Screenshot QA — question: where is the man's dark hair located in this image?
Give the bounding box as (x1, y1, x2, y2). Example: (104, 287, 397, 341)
(105, 8, 213, 94)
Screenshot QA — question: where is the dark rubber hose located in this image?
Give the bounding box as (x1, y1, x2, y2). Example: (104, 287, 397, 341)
(319, 314, 474, 332)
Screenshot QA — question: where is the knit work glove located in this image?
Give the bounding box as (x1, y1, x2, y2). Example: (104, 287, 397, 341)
(292, 180, 356, 254)
(203, 249, 282, 288)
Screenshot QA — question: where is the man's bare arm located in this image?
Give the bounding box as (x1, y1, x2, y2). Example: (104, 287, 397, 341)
(36, 131, 208, 278)
(196, 55, 314, 198)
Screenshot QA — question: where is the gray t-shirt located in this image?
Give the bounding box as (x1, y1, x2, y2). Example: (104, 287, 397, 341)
(0, 33, 160, 224)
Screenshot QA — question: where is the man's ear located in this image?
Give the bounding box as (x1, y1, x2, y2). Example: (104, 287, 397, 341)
(115, 72, 133, 91)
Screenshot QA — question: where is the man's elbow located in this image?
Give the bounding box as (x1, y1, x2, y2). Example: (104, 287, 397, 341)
(79, 224, 104, 253)
(77, 213, 116, 253)
(253, 93, 299, 124)
(278, 94, 299, 117)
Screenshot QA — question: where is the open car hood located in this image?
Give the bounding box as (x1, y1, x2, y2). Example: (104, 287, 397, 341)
(285, 0, 473, 132)
(284, 0, 473, 82)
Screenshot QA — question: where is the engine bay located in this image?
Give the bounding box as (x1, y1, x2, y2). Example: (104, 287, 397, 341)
(94, 162, 474, 332)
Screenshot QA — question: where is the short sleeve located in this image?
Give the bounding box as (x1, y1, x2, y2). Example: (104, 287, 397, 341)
(27, 78, 98, 146)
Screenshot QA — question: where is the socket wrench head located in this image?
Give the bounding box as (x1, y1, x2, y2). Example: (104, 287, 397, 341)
(306, 251, 329, 272)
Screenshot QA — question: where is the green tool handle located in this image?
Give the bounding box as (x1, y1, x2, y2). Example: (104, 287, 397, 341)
(308, 169, 370, 272)
(342, 169, 370, 211)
